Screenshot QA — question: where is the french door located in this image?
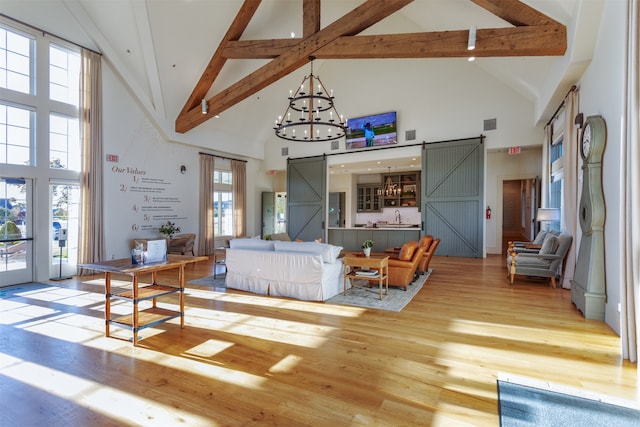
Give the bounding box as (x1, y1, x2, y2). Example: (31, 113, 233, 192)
(0, 178, 33, 286)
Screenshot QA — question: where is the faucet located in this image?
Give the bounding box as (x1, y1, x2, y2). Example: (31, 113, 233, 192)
(395, 209, 401, 224)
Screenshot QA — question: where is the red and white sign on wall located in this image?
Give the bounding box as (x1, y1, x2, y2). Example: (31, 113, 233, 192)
(508, 146, 521, 155)
(106, 154, 119, 162)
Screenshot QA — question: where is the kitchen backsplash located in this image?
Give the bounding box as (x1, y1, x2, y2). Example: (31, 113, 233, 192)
(356, 207, 421, 226)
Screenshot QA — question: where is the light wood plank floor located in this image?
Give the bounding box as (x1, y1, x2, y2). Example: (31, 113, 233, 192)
(0, 255, 636, 426)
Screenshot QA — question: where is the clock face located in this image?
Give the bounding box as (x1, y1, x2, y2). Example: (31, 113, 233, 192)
(581, 123, 591, 159)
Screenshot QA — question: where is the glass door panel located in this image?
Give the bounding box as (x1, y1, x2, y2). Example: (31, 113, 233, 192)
(0, 178, 32, 286)
(49, 183, 79, 279)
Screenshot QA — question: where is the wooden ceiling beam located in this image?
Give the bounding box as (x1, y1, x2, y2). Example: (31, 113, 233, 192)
(178, 0, 261, 117)
(177, 0, 568, 133)
(303, 0, 320, 37)
(176, 0, 413, 133)
(223, 25, 566, 59)
(470, 0, 561, 27)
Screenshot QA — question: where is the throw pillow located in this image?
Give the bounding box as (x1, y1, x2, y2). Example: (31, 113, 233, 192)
(539, 234, 559, 255)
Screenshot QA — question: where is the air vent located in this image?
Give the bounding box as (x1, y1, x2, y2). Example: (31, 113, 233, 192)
(405, 130, 416, 141)
(484, 118, 497, 131)
(281, 147, 288, 156)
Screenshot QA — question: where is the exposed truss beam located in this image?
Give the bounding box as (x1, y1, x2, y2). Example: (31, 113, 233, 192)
(176, 0, 566, 133)
(176, 0, 413, 133)
(223, 25, 565, 59)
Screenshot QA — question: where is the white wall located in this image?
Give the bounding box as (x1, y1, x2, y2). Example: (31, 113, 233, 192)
(264, 59, 544, 172)
(102, 64, 266, 258)
(576, 0, 626, 333)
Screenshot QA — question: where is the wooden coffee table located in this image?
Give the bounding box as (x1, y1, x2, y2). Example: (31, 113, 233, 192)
(343, 254, 389, 300)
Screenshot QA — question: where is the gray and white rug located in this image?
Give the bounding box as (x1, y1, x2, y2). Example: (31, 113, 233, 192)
(325, 269, 431, 312)
(187, 275, 226, 288)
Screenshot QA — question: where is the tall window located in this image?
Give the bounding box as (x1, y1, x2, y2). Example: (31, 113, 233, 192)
(1, 18, 82, 281)
(213, 170, 233, 237)
(0, 26, 33, 94)
(49, 113, 80, 170)
(549, 132, 563, 231)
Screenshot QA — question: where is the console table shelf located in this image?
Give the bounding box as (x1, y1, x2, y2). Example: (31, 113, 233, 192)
(110, 307, 182, 332)
(80, 255, 207, 345)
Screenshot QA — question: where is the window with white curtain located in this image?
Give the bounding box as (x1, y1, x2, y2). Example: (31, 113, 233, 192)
(549, 122, 564, 232)
(213, 169, 233, 237)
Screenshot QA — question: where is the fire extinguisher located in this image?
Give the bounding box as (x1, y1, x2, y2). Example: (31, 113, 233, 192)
(486, 206, 492, 219)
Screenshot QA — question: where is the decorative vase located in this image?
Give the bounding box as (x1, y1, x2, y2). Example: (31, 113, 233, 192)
(363, 247, 371, 257)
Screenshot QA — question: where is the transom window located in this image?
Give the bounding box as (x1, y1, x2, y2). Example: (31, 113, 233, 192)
(0, 27, 33, 94)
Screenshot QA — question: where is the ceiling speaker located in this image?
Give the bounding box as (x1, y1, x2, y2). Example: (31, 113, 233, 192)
(331, 140, 339, 150)
(281, 147, 288, 156)
(484, 118, 497, 131)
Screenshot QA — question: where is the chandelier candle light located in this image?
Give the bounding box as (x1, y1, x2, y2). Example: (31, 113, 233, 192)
(274, 57, 346, 142)
(378, 167, 401, 197)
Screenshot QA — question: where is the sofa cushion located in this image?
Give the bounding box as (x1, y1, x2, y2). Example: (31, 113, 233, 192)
(230, 238, 275, 251)
(269, 232, 291, 241)
(539, 234, 559, 255)
(532, 230, 548, 244)
(273, 241, 342, 263)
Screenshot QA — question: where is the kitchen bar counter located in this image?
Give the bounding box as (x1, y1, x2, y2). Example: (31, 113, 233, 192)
(328, 227, 421, 251)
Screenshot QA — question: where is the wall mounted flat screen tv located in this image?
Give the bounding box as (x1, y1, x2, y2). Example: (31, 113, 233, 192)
(346, 111, 397, 150)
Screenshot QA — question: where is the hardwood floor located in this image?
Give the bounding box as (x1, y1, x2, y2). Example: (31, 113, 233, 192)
(0, 255, 636, 426)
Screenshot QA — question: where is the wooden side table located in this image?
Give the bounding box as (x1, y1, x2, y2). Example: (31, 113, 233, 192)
(343, 255, 389, 300)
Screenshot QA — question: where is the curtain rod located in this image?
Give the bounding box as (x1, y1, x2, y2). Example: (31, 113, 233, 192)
(545, 85, 577, 128)
(1, 14, 102, 56)
(199, 152, 247, 163)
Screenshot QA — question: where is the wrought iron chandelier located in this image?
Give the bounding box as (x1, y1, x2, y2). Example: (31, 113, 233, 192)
(378, 167, 400, 197)
(274, 57, 346, 142)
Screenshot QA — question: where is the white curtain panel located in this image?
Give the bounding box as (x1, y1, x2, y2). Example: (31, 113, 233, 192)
(622, 0, 639, 362)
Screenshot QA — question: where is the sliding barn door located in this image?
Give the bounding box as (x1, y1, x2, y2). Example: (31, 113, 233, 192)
(422, 138, 484, 257)
(287, 156, 326, 241)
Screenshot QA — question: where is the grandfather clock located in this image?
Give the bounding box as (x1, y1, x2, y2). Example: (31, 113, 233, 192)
(571, 115, 606, 320)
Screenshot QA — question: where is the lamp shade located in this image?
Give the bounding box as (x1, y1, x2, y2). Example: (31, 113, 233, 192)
(536, 208, 560, 222)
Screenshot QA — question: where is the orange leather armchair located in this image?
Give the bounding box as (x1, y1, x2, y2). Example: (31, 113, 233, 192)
(418, 237, 440, 274)
(386, 240, 425, 291)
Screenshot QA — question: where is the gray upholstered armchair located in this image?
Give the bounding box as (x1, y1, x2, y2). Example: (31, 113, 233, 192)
(506, 233, 573, 288)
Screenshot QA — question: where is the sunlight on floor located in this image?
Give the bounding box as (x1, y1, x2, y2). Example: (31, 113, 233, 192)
(1, 356, 218, 426)
(193, 289, 367, 317)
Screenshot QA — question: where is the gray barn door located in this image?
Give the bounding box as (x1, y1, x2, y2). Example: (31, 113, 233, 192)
(287, 156, 326, 241)
(422, 138, 484, 257)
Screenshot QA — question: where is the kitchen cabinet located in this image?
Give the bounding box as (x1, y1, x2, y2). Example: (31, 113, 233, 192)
(357, 184, 381, 212)
(381, 171, 420, 209)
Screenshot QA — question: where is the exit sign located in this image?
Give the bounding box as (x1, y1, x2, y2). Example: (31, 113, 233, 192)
(106, 154, 119, 162)
(508, 146, 521, 155)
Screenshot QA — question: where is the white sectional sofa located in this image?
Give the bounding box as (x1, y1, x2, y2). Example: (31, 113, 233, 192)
(225, 238, 348, 301)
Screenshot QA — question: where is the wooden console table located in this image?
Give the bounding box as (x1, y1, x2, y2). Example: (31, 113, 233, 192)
(80, 255, 207, 345)
(343, 254, 389, 300)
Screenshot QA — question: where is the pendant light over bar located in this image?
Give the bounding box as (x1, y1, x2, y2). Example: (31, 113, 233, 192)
(274, 56, 346, 142)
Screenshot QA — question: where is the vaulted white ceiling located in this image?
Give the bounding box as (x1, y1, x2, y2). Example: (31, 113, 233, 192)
(3, 0, 599, 160)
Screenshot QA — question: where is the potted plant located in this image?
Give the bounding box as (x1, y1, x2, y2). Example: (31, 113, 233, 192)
(362, 239, 374, 257)
(159, 221, 181, 239)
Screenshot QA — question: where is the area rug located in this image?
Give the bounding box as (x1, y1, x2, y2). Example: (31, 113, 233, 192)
(187, 275, 226, 288)
(325, 269, 431, 312)
(497, 374, 640, 427)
